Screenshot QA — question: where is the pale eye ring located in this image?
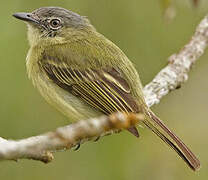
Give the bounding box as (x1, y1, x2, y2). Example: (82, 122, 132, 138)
(49, 18, 61, 30)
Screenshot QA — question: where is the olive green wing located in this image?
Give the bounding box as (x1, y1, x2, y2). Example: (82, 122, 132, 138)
(39, 60, 140, 136)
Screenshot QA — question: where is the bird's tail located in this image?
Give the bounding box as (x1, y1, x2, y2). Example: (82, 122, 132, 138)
(143, 110, 200, 171)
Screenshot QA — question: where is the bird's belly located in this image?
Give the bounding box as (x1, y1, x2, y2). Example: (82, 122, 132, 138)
(31, 68, 103, 122)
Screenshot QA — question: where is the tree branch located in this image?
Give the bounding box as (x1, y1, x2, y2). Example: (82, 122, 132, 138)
(0, 113, 144, 163)
(1, 14, 208, 163)
(144, 15, 208, 107)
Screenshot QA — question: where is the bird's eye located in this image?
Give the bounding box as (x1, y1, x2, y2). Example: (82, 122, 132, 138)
(49, 19, 61, 30)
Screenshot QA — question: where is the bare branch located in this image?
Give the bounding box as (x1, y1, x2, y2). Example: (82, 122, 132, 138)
(0, 113, 144, 163)
(144, 15, 208, 107)
(1, 14, 208, 163)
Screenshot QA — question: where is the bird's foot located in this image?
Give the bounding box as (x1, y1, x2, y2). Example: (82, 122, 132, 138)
(73, 142, 81, 151)
(94, 136, 100, 142)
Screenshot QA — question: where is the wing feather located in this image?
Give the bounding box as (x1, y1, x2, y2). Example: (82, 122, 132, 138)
(40, 60, 140, 115)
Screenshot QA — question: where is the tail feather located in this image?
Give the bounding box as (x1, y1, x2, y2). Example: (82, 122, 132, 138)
(143, 110, 200, 171)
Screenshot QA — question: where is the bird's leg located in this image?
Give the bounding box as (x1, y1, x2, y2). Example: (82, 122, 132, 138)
(94, 136, 100, 142)
(73, 142, 81, 151)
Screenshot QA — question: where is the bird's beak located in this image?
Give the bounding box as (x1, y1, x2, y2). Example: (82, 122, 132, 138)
(13, 12, 39, 24)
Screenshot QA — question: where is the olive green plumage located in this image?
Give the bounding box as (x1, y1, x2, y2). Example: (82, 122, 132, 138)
(13, 7, 200, 170)
(26, 22, 145, 121)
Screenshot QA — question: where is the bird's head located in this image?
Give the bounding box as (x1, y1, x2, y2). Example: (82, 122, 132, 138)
(13, 7, 95, 46)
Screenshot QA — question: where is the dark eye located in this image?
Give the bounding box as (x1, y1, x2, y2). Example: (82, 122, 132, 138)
(49, 19, 61, 29)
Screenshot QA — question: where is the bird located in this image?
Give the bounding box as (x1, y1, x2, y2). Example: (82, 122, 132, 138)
(13, 6, 200, 170)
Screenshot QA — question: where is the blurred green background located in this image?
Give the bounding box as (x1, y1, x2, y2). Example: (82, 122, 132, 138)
(0, 0, 208, 179)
